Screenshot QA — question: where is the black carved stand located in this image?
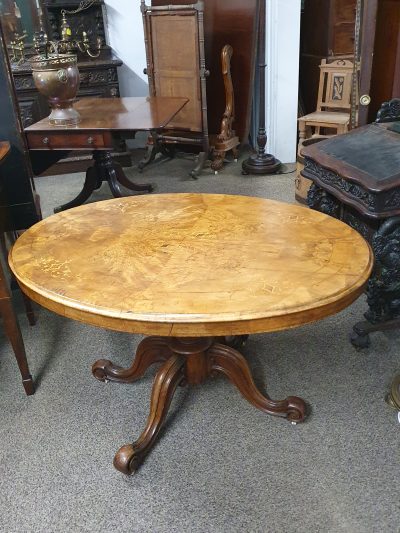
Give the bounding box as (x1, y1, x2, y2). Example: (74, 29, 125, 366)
(54, 150, 153, 213)
(242, 0, 281, 176)
(307, 182, 400, 349)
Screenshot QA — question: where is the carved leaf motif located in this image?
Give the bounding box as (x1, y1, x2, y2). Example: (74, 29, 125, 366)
(332, 76, 344, 100)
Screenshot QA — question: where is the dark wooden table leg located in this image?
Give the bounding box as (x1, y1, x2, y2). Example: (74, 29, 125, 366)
(190, 151, 208, 179)
(92, 336, 172, 383)
(93, 152, 153, 197)
(54, 165, 100, 213)
(207, 342, 306, 423)
(0, 297, 34, 395)
(113, 355, 185, 474)
(138, 131, 159, 172)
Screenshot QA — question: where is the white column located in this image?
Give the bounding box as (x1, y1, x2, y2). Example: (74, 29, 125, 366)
(103, 0, 149, 96)
(265, 0, 301, 164)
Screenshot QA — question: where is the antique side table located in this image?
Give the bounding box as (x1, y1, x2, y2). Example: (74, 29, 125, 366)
(9, 194, 372, 473)
(25, 96, 188, 212)
(302, 116, 400, 348)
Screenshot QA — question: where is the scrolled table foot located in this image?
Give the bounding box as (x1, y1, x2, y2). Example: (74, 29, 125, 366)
(113, 354, 185, 474)
(285, 396, 307, 423)
(92, 336, 173, 383)
(113, 444, 140, 475)
(208, 342, 307, 423)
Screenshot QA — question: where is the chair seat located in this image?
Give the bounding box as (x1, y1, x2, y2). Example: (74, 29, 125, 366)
(298, 111, 350, 124)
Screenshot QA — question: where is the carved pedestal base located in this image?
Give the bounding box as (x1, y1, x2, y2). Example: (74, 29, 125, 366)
(54, 151, 153, 213)
(92, 335, 307, 474)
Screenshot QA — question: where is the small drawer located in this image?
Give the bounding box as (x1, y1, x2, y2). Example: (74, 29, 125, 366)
(27, 132, 107, 150)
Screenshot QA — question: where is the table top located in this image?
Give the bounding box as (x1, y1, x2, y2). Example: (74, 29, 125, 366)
(0, 141, 10, 163)
(9, 194, 373, 337)
(302, 122, 400, 192)
(24, 97, 188, 133)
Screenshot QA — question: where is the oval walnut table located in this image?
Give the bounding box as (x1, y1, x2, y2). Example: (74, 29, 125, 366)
(9, 193, 373, 474)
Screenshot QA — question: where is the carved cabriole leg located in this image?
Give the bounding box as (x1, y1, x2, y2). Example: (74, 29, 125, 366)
(92, 336, 173, 383)
(114, 354, 185, 474)
(207, 342, 306, 423)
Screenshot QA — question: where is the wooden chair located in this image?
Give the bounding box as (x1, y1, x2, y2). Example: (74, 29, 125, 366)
(298, 58, 355, 152)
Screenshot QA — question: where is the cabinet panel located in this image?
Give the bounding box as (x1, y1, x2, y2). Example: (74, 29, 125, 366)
(331, 22, 355, 55)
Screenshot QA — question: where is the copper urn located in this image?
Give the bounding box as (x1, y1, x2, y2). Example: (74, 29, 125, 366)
(30, 54, 81, 126)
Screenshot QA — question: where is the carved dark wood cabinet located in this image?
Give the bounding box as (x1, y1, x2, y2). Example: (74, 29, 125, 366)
(302, 101, 400, 348)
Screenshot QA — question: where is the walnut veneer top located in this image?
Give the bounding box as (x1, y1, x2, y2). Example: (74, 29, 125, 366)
(24, 97, 188, 132)
(0, 141, 10, 162)
(9, 194, 373, 336)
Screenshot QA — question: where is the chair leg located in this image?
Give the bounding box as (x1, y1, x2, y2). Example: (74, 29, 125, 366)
(0, 297, 34, 395)
(298, 120, 306, 146)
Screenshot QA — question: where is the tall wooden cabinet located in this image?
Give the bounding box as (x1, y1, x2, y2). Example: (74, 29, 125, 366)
(300, 0, 357, 114)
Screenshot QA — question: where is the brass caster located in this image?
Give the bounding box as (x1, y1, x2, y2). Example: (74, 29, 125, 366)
(291, 421, 297, 426)
(234, 158, 238, 163)
(214, 171, 218, 175)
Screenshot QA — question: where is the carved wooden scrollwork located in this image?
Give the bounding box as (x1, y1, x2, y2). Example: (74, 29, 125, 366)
(375, 98, 400, 123)
(210, 44, 240, 172)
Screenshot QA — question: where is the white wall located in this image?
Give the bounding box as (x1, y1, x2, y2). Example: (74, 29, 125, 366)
(103, 0, 148, 96)
(104, 0, 301, 163)
(266, 0, 301, 163)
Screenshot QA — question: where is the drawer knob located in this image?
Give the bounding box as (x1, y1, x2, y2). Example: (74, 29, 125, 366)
(87, 136, 94, 145)
(42, 137, 49, 145)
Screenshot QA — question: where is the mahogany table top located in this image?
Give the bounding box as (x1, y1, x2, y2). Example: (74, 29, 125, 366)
(9, 194, 373, 337)
(24, 97, 188, 132)
(0, 141, 10, 163)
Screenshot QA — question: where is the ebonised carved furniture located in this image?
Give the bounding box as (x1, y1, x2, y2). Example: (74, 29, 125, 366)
(303, 98, 400, 348)
(9, 193, 372, 473)
(25, 96, 188, 212)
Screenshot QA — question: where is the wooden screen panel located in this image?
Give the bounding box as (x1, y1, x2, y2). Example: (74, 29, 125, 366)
(149, 14, 202, 132)
(151, 0, 258, 142)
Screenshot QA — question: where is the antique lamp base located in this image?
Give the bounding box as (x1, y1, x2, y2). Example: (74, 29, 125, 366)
(242, 152, 281, 175)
